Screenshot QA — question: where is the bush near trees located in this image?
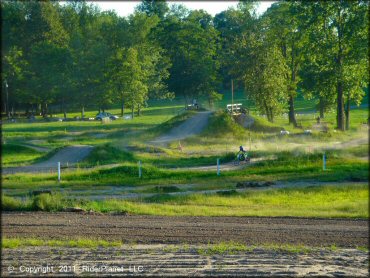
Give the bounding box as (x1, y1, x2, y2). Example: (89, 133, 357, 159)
(1, 0, 368, 130)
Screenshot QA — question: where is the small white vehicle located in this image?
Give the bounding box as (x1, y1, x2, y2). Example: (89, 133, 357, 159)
(95, 112, 119, 121)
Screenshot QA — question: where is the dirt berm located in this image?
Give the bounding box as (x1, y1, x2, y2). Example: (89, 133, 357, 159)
(151, 111, 212, 144)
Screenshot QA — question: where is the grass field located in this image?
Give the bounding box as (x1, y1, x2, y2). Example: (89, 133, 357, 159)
(2, 183, 368, 218)
(1, 94, 368, 218)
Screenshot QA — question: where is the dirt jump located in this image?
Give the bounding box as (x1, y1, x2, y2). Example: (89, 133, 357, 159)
(151, 111, 212, 144)
(2, 145, 93, 174)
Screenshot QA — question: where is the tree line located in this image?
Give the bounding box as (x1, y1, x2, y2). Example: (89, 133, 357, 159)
(1, 0, 368, 129)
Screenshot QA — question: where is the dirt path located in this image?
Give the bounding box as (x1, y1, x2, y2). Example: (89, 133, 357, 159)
(2, 145, 93, 174)
(151, 111, 212, 144)
(236, 113, 255, 128)
(16, 143, 51, 152)
(2, 213, 367, 247)
(326, 137, 368, 150)
(2, 245, 368, 277)
(168, 156, 275, 172)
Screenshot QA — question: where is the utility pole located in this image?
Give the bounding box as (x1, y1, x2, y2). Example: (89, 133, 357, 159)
(231, 79, 234, 115)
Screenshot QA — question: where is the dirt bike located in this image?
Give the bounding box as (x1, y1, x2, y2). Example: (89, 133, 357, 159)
(233, 152, 250, 165)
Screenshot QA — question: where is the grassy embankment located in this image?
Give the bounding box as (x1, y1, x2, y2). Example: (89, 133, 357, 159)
(2, 183, 368, 218)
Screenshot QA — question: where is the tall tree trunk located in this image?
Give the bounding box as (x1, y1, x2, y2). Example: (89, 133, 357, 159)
(25, 104, 29, 117)
(336, 4, 345, 131)
(265, 103, 273, 123)
(288, 96, 297, 127)
(288, 40, 297, 127)
(42, 103, 48, 117)
(319, 97, 325, 118)
(345, 97, 350, 130)
(121, 96, 124, 117)
(62, 98, 67, 118)
(131, 106, 134, 119)
(337, 81, 345, 131)
(137, 104, 141, 116)
(269, 107, 274, 123)
(264, 101, 271, 122)
(184, 95, 189, 108)
(81, 105, 85, 119)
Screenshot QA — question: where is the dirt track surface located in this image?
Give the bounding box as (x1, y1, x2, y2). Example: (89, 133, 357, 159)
(2, 145, 93, 174)
(3, 213, 368, 247)
(2, 246, 368, 277)
(151, 111, 212, 144)
(170, 156, 275, 172)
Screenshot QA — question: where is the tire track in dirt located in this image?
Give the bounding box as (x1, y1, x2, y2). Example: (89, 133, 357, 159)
(2, 246, 368, 277)
(151, 111, 212, 144)
(2, 213, 368, 247)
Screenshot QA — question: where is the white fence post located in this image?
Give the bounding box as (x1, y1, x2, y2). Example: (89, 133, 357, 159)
(323, 153, 326, 171)
(58, 162, 61, 182)
(138, 161, 142, 178)
(217, 158, 220, 176)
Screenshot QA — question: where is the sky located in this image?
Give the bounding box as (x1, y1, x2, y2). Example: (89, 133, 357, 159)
(88, 1, 275, 17)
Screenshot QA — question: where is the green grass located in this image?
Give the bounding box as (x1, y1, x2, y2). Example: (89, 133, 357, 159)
(2, 238, 122, 249)
(3, 238, 364, 254)
(1, 144, 44, 166)
(197, 242, 317, 255)
(2, 183, 368, 218)
(1, 98, 368, 219)
(2, 151, 367, 198)
(197, 241, 250, 255)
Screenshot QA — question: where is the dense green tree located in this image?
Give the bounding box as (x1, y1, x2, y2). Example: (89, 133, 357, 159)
(1, 0, 367, 131)
(121, 47, 148, 118)
(136, 0, 169, 19)
(236, 21, 289, 122)
(159, 9, 220, 106)
(263, 2, 307, 126)
(301, 1, 368, 130)
(214, 8, 247, 89)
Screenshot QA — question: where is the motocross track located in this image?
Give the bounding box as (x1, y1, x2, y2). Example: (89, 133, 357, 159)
(1, 145, 93, 174)
(151, 111, 212, 144)
(2, 213, 368, 247)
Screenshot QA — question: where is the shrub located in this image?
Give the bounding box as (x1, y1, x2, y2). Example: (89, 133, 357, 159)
(31, 193, 65, 211)
(2, 195, 25, 211)
(204, 111, 246, 137)
(249, 116, 284, 133)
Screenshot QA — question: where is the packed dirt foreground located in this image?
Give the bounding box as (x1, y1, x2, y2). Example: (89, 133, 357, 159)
(2, 245, 368, 277)
(2, 213, 369, 277)
(2, 213, 368, 246)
